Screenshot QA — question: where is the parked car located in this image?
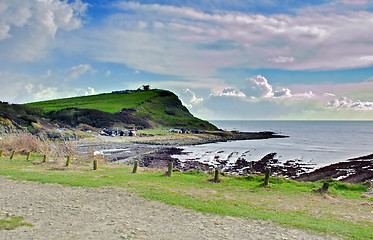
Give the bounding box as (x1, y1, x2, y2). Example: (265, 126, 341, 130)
(169, 128, 182, 133)
(100, 129, 124, 136)
(180, 128, 189, 134)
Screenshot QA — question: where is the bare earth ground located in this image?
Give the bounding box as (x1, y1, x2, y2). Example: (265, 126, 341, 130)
(0, 178, 340, 240)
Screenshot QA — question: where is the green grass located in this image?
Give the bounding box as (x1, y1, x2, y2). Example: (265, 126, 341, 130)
(24, 89, 218, 130)
(1, 155, 372, 239)
(26, 90, 159, 113)
(0, 213, 33, 230)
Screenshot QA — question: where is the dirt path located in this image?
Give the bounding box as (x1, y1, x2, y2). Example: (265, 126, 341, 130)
(0, 179, 339, 240)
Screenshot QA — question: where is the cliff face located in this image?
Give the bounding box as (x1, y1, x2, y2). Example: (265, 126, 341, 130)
(0, 89, 218, 131)
(0, 114, 26, 134)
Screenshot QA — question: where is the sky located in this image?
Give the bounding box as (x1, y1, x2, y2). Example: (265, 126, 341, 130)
(1, 0, 373, 120)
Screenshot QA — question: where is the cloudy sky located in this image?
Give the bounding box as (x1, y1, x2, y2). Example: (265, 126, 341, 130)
(1, 0, 373, 120)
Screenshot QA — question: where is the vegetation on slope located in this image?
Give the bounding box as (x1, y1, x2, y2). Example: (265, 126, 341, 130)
(132, 90, 215, 130)
(0, 102, 50, 133)
(26, 90, 159, 113)
(0, 89, 217, 131)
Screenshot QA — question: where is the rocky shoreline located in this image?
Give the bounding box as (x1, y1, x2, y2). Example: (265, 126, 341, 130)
(76, 132, 373, 184)
(137, 148, 372, 183)
(129, 131, 287, 146)
(295, 154, 373, 183)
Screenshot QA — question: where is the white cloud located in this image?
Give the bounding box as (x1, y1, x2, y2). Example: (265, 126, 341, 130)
(217, 87, 246, 98)
(183, 75, 373, 120)
(273, 88, 292, 97)
(267, 56, 295, 64)
(93, 1, 373, 73)
(84, 87, 96, 96)
(105, 70, 111, 77)
(328, 97, 373, 110)
(337, 0, 368, 6)
(0, 71, 63, 103)
(325, 93, 336, 97)
(179, 88, 204, 109)
(0, 70, 98, 103)
(293, 91, 315, 99)
(64, 64, 95, 81)
(211, 75, 318, 101)
(0, 0, 87, 61)
(241, 75, 273, 98)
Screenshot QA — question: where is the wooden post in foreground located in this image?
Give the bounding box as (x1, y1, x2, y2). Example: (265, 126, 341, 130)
(214, 169, 220, 183)
(264, 169, 270, 186)
(26, 152, 31, 161)
(317, 182, 329, 193)
(10, 151, 15, 160)
(132, 160, 138, 173)
(167, 162, 173, 177)
(93, 160, 98, 170)
(66, 156, 71, 167)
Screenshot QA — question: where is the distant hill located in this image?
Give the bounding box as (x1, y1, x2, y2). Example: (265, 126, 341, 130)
(8, 89, 217, 131)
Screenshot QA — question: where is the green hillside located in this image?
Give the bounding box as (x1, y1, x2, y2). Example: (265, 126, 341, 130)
(26, 90, 159, 114)
(24, 89, 217, 130)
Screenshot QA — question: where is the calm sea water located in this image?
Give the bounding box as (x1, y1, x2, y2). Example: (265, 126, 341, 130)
(173, 121, 373, 168)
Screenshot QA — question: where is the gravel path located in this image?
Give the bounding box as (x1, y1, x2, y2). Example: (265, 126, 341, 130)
(0, 179, 339, 240)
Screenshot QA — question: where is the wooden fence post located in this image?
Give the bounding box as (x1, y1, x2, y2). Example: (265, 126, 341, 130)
(66, 156, 71, 167)
(10, 151, 15, 160)
(26, 152, 31, 161)
(132, 160, 138, 173)
(214, 169, 220, 183)
(93, 160, 98, 170)
(264, 169, 270, 186)
(167, 162, 173, 177)
(317, 182, 329, 193)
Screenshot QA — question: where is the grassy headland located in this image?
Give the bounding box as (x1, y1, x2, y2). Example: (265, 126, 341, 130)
(0, 153, 372, 239)
(1, 89, 217, 131)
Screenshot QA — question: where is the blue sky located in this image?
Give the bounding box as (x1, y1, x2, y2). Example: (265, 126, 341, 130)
(1, 0, 373, 120)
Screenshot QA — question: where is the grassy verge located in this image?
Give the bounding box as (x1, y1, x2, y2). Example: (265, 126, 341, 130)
(0, 212, 33, 230)
(0, 155, 372, 239)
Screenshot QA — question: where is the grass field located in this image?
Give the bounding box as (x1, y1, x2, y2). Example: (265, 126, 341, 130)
(26, 90, 160, 113)
(1, 154, 372, 239)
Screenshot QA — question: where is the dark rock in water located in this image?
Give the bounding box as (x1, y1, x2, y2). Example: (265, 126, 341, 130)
(139, 147, 186, 169)
(295, 154, 373, 183)
(348, 154, 373, 161)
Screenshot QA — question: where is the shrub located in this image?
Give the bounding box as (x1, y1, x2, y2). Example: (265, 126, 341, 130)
(0, 133, 76, 158)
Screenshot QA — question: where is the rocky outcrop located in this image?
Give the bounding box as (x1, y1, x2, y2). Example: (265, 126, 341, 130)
(0, 114, 27, 135)
(295, 154, 373, 183)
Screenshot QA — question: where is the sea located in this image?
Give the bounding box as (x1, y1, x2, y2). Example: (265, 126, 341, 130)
(172, 120, 373, 169)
